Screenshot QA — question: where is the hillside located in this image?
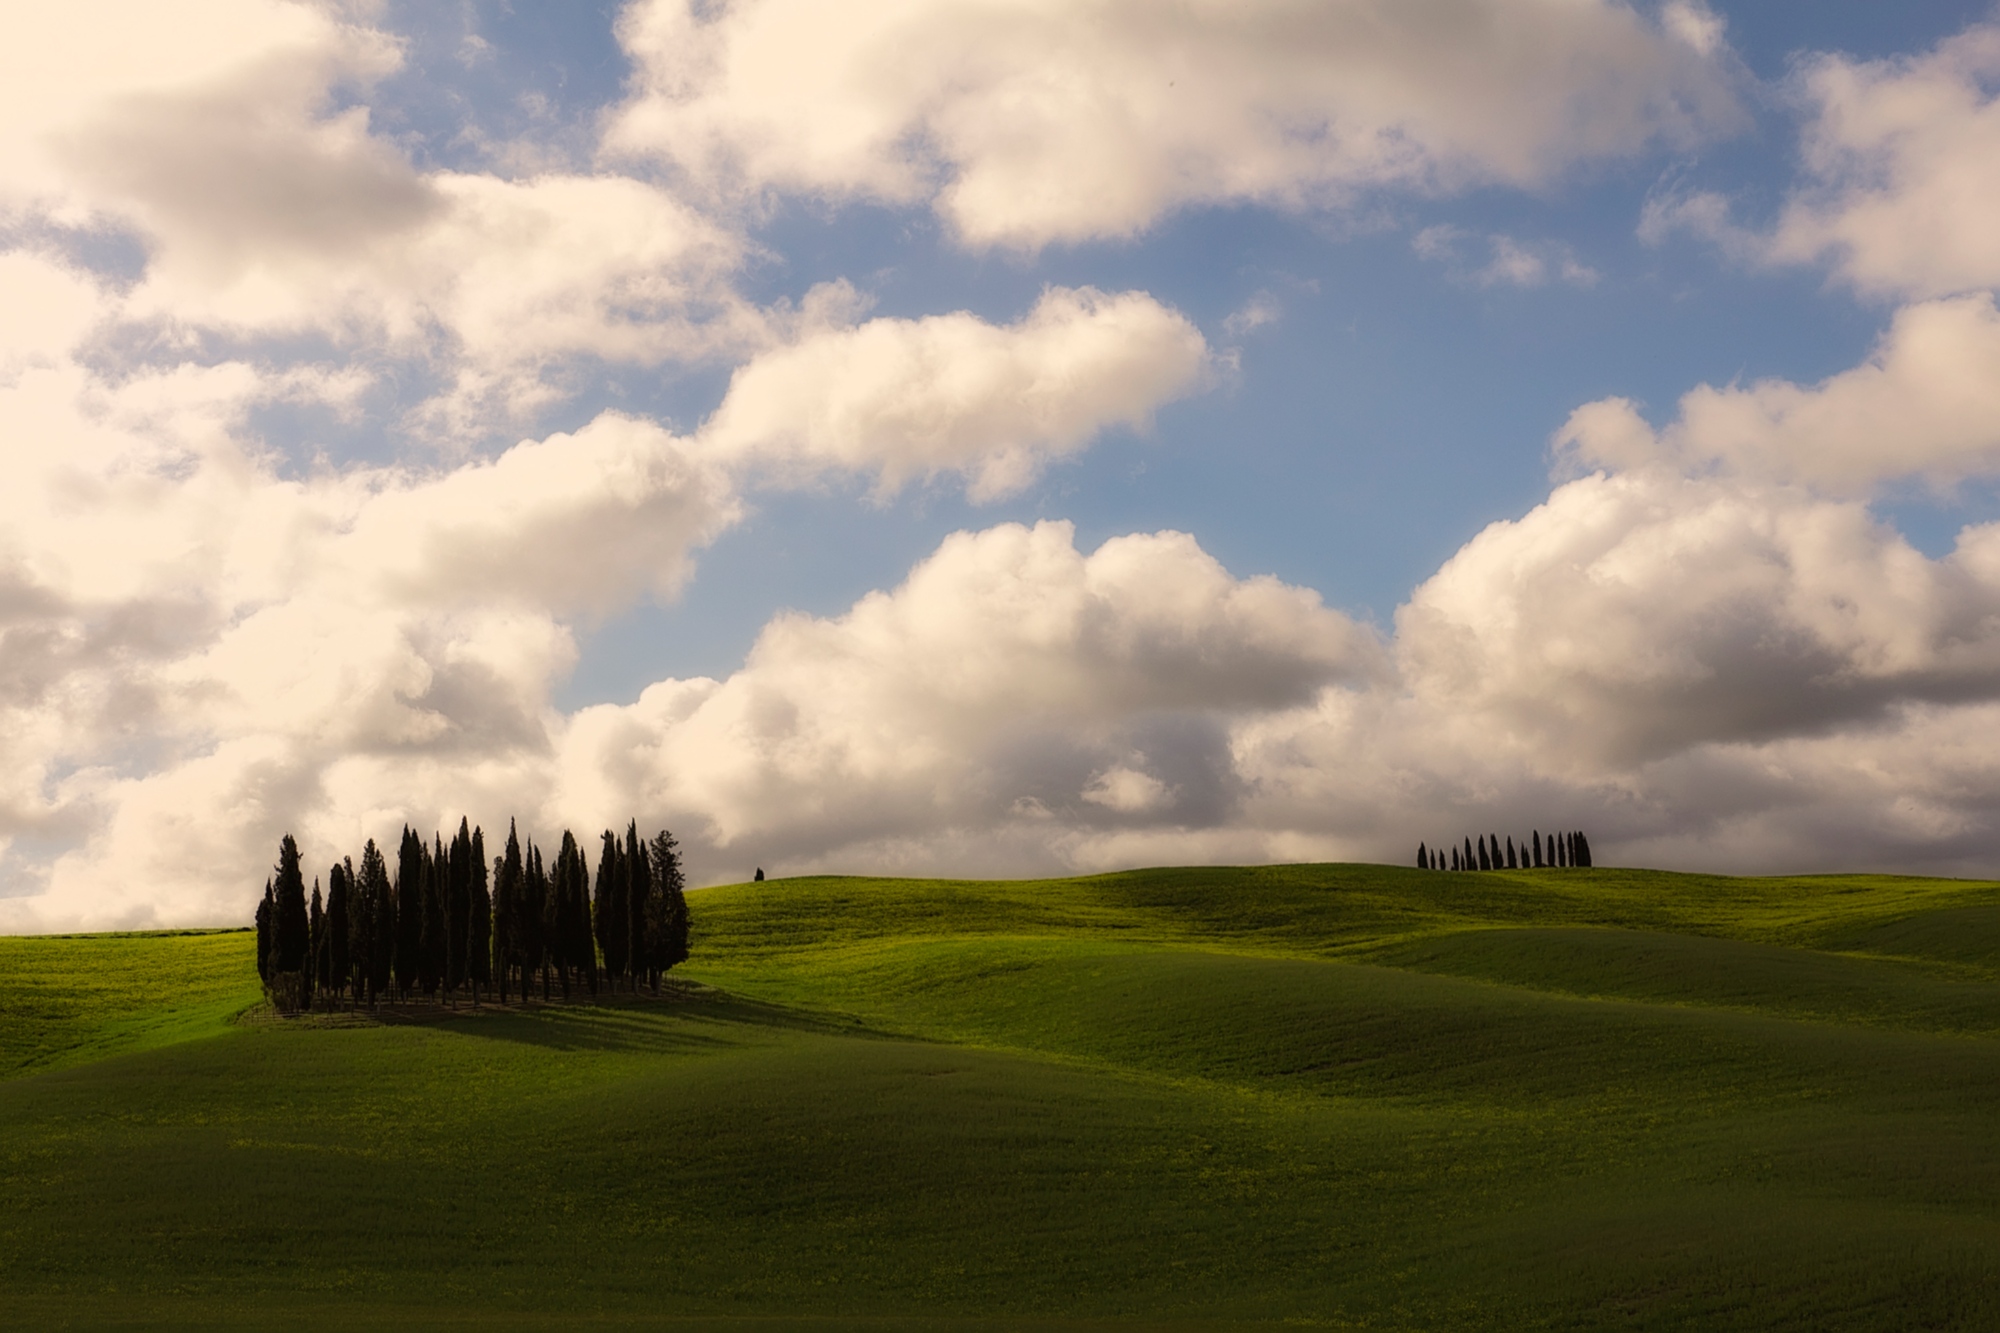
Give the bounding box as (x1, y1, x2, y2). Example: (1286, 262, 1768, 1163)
(2, 863, 1998, 1330)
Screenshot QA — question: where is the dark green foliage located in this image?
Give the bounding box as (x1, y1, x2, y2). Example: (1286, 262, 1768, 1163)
(1505, 836, 1517, 869)
(495, 821, 523, 1002)
(647, 827, 690, 979)
(1417, 842, 1428, 869)
(525, 842, 550, 999)
(1533, 830, 1544, 868)
(1577, 831, 1595, 868)
(1478, 837, 1492, 872)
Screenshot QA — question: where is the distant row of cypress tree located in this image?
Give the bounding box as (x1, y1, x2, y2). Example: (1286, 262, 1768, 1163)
(253, 818, 690, 1012)
(1417, 829, 1593, 872)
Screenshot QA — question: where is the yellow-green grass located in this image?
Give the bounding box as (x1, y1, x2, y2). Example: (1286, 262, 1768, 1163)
(2, 864, 1998, 1330)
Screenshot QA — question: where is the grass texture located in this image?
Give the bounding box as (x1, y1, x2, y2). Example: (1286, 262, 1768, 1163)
(1, 863, 1997, 1329)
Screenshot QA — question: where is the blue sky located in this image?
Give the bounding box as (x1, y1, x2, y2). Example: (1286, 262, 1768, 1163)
(8, 0, 2000, 927)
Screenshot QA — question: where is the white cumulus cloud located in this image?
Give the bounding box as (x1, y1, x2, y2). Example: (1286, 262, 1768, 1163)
(606, 0, 1742, 250)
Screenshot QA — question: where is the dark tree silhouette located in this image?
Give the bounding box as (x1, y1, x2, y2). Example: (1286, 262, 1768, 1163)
(596, 829, 627, 990)
(327, 858, 352, 1007)
(625, 821, 653, 992)
(274, 835, 310, 982)
(1505, 837, 1517, 870)
(393, 827, 423, 1000)
(1417, 842, 1428, 869)
(362, 839, 393, 1005)
(754, 868, 765, 882)
(256, 879, 274, 983)
(469, 825, 490, 1003)
(647, 827, 690, 986)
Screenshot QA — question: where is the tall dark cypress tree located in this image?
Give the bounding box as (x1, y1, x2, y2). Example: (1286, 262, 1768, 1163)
(626, 822, 653, 991)
(394, 827, 424, 999)
(1532, 830, 1543, 868)
(1477, 837, 1491, 872)
(307, 880, 326, 1008)
(274, 835, 310, 983)
(1505, 837, 1517, 870)
(363, 839, 394, 1004)
(1450, 846, 1459, 871)
(1577, 831, 1594, 868)
(496, 821, 523, 1002)
(327, 859, 352, 1007)
(469, 825, 491, 1003)
(256, 879, 274, 983)
(1417, 842, 1428, 869)
(526, 843, 551, 1000)
(1558, 831, 1569, 868)
(1462, 837, 1474, 872)
(419, 834, 445, 1000)
(444, 819, 470, 999)
(596, 829, 626, 990)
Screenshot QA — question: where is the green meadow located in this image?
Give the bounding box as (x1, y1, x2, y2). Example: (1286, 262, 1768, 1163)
(3, 864, 1999, 1330)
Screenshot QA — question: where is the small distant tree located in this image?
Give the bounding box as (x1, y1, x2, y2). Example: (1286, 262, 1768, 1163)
(754, 868, 765, 882)
(1505, 837, 1517, 870)
(1417, 842, 1428, 869)
(1476, 837, 1491, 872)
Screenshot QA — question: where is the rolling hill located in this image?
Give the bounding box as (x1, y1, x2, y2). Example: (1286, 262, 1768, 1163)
(2, 863, 1997, 1330)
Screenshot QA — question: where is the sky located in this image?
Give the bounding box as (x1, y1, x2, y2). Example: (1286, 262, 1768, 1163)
(6, 0, 2000, 929)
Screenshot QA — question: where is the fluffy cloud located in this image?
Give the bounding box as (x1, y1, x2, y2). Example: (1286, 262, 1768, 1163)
(607, 0, 1741, 249)
(1558, 294, 2000, 493)
(5, 0, 753, 430)
(552, 520, 1381, 871)
(700, 287, 1212, 499)
(1771, 23, 2000, 298)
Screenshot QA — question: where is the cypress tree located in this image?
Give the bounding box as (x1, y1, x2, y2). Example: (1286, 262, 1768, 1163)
(420, 834, 445, 1000)
(469, 825, 491, 1003)
(274, 835, 310, 989)
(1450, 846, 1460, 871)
(549, 832, 576, 1000)
(1559, 831, 1570, 868)
(496, 821, 523, 1002)
(526, 837, 545, 999)
(363, 839, 393, 1004)
(394, 827, 423, 999)
(596, 830, 626, 990)
(1477, 837, 1491, 872)
(1532, 830, 1543, 868)
(327, 859, 351, 1007)
(625, 822, 652, 991)
(255, 879, 274, 983)
(1462, 837, 1474, 872)
(649, 828, 690, 984)
(307, 880, 325, 1009)
(1417, 842, 1428, 869)
(1577, 831, 1594, 868)
(1505, 837, 1517, 870)
(446, 818, 471, 999)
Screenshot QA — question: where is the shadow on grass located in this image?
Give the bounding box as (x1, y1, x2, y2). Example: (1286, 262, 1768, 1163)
(234, 980, 886, 1055)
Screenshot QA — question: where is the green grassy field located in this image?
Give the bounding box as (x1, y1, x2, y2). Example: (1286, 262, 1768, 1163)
(3, 863, 1998, 1330)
